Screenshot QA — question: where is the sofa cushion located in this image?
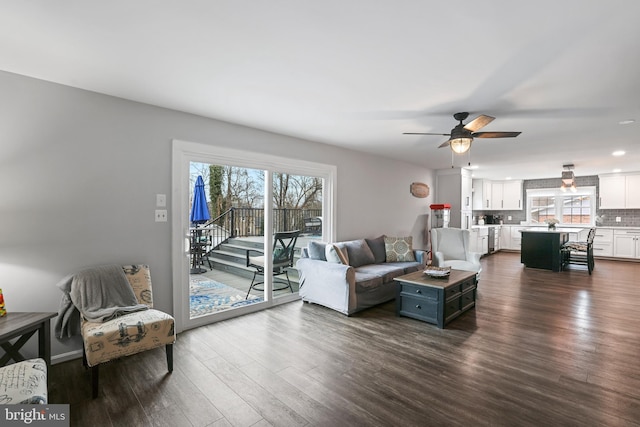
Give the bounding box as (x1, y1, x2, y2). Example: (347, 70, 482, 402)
(384, 236, 416, 262)
(353, 271, 384, 293)
(307, 241, 327, 261)
(365, 235, 387, 264)
(384, 261, 424, 274)
(325, 244, 349, 264)
(355, 263, 406, 283)
(342, 239, 376, 268)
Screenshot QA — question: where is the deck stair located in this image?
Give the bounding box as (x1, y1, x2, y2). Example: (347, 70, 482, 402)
(205, 237, 301, 284)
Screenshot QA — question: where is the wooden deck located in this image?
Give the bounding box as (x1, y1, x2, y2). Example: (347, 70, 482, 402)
(190, 235, 319, 298)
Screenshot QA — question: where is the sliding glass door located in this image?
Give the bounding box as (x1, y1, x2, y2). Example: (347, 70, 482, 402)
(172, 140, 336, 332)
(188, 162, 267, 320)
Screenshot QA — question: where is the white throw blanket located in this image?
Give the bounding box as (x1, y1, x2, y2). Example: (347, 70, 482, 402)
(55, 264, 149, 338)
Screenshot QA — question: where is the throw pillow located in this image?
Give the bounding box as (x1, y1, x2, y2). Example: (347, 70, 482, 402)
(384, 236, 416, 262)
(342, 239, 376, 267)
(307, 241, 327, 261)
(325, 244, 349, 265)
(273, 247, 291, 264)
(365, 235, 387, 264)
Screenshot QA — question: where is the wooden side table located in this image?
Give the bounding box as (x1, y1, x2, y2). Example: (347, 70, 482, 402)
(0, 312, 57, 368)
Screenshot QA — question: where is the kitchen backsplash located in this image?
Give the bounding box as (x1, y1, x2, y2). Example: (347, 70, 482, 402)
(474, 175, 640, 227)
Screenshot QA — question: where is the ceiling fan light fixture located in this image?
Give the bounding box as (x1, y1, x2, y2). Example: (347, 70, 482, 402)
(450, 137, 473, 154)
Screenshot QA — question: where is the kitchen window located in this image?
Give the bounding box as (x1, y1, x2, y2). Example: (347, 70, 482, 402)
(526, 187, 596, 226)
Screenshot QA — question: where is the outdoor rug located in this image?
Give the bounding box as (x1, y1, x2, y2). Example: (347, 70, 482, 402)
(190, 277, 263, 318)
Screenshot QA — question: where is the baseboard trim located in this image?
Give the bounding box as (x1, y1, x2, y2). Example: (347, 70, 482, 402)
(52, 350, 83, 365)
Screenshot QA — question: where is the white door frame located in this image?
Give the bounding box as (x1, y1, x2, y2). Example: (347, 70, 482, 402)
(171, 139, 337, 332)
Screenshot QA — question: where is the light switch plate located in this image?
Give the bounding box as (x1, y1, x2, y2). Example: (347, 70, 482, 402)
(156, 194, 167, 207)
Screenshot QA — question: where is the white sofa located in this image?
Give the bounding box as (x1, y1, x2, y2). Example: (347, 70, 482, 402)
(296, 236, 426, 315)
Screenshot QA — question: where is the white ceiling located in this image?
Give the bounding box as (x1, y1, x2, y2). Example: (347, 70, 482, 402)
(2, 1, 639, 180)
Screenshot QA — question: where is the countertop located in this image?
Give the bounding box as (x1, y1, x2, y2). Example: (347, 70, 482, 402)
(471, 224, 640, 229)
(520, 227, 584, 233)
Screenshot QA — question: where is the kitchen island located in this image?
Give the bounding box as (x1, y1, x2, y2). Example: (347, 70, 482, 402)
(520, 228, 582, 272)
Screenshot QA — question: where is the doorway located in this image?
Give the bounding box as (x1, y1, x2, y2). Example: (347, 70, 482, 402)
(172, 140, 336, 332)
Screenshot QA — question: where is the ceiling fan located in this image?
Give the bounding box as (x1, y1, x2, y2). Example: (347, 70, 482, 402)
(403, 112, 521, 154)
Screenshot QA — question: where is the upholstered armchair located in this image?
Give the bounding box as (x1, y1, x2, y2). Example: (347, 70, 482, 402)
(431, 228, 482, 275)
(0, 358, 47, 404)
(78, 265, 175, 398)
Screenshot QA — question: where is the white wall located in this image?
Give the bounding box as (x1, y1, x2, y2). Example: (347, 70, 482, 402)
(0, 71, 435, 360)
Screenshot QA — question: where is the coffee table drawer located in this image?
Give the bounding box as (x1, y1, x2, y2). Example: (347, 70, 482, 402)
(460, 277, 475, 292)
(400, 283, 438, 300)
(444, 295, 461, 322)
(444, 285, 462, 300)
(399, 295, 438, 323)
(461, 288, 476, 311)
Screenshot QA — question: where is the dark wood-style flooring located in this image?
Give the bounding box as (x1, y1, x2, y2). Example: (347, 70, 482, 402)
(49, 252, 640, 426)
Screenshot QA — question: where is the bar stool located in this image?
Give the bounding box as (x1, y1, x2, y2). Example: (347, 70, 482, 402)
(561, 228, 595, 274)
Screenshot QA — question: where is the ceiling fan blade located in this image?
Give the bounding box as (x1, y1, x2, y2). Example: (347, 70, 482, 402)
(473, 131, 521, 138)
(403, 132, 451, 136)
(438, 140, 452, 148)
(464, 114, 495, 132)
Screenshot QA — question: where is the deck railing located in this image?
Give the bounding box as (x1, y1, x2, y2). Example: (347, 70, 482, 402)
(201, 207, 322, 251)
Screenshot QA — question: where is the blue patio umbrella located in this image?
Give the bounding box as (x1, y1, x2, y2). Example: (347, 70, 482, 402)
(190, 175, 210, 273)
(190, 175, 210, 225)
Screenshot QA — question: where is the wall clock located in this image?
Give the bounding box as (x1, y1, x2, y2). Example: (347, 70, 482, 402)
(410, 182, 430, 198)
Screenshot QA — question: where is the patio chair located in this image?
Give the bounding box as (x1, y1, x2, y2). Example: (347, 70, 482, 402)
(561, 227, 596, 274)
(245, 230, 300, 298)
(77, 264, 176, 398)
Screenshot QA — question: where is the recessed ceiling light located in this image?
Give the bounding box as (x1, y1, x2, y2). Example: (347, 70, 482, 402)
(613, 168, 622, 173)
(619, 119, 635, 125)
(612, 150, 626, 156)
(505, 177, 512, 180)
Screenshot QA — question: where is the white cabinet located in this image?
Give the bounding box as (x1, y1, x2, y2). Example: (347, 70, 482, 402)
(484, 180, 522, 211)
(593, 228, 613, 257)
(470, 227, 489, 255)
(462, 173, 472, 211)
(492, 225, 501, 251)
(502, 180, 523, 210)
(472, 179, 492, 210)
(613, 229, 640, 258)
(509, 226, 525, 250)
(626, 175, 640, 208)
(469, 228, 479, 252)
(599, 175, 626, 209)
(599, 173, 640, 209)
(490, 181, 503, 210)
(436, 168, 473, 229)
(496, 225, 525, 250)
(461, 211, 473, 231)
(500, 226, 511, 249)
